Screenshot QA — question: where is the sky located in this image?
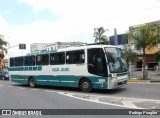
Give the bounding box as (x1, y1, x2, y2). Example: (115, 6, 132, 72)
(0, 0, 160, 56)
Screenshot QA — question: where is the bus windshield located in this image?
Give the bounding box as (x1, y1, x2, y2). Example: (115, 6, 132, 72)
(104, 47, 128, 73)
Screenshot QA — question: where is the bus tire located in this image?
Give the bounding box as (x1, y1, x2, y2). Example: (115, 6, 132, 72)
(80, 79, 92, 92)
(28, 77, 36, 88)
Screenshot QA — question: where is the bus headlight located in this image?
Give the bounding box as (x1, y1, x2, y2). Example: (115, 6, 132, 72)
(110, 77, 117, 80)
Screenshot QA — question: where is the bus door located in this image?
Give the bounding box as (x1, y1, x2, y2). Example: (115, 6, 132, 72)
(87, 48, 108, 77)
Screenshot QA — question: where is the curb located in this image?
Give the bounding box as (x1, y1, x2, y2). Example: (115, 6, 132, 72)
(128, 79, 160, 83)
(128, 80, 141, 83)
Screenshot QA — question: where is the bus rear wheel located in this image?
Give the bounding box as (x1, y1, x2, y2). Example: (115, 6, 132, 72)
(80, 79, 92, 92)
(28, 77, 36, 88)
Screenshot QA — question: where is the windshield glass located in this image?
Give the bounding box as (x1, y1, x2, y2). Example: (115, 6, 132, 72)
(105, 47, 128, 73)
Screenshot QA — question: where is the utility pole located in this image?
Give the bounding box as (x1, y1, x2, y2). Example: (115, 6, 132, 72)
(114, 28, 118, 46)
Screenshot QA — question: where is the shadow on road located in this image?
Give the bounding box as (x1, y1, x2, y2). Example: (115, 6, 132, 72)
(12, 83, 127, 94)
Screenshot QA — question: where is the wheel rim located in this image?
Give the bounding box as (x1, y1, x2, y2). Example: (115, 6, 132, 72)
(29, 79, 35, 87)
(83, 82, 89, 89)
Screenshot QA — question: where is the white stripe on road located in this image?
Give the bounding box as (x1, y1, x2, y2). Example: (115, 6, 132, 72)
(17, 87, 26, 90)
(30, 89, 39, 91)
(45, 90, 57, 93)
(57, 92, 141, 109)
(121, 101, 138, 108)
(8, 86, 14, 88)
(90, 96, 99, 102)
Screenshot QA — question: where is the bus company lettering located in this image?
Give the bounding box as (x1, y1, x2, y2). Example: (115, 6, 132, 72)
(52, 68, 69, 72)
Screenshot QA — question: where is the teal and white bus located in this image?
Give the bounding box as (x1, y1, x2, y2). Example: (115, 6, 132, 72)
(9, 44, 128, 92)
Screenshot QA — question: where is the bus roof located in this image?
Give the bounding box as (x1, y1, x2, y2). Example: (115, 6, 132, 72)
(11, 44, 119, 57)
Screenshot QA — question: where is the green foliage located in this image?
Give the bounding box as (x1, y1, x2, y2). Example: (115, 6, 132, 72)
(0, 35, 8, 54)
(122, 33, 129, 44)
(93, 27, 109, 44)
(129, 22, 160, 79)
(131, 23, 160, 51)
(154, 51, 160, 61)
(124, 50, 138, 64)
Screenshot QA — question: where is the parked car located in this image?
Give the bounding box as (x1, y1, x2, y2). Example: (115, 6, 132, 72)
(0, 71, 9, 80)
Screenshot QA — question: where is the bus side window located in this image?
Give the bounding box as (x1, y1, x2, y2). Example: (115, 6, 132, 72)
(36, 54, 49, 65)
(66, 50, 85, 64)
(50, 52, 65, 65)
(15, 57, 24, 66)
(36, 55, 41, 65)
(24, 56, 35, 66)
(10, 58, 15, 67)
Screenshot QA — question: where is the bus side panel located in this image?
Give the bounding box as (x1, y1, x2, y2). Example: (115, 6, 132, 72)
(35, 75, 79, 87)
(10, 75, 28, 84)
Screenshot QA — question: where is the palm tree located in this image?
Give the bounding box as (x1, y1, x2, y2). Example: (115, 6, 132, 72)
(129, 23, 160, 79)
(93, 27, 109, 44)
(0, 35, 8, 54)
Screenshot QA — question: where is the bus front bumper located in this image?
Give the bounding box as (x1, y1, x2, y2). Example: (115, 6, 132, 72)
(108, 78, 128, 89)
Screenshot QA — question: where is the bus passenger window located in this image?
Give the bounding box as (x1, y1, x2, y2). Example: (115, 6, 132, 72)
(36, 54, 49, 65)
(15, 57, 24, 66)
(10, 58, 15, 67)
(24, 56, 35, 66)
(50, 52, 65, 65)
(66, 50, 85, 64)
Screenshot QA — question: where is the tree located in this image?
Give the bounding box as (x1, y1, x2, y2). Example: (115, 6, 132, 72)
(129, 23, 160, 79)
(93, 27, 109, 44)
(124, 49, 138, 65)
(154, 50, 160, 61)
(0, 35, 8, 54)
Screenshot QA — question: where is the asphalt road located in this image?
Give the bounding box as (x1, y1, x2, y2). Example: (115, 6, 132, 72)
(0, 80, 160, 118)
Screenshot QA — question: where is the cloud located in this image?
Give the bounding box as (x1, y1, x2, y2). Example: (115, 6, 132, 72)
(1, 0, 160, 53)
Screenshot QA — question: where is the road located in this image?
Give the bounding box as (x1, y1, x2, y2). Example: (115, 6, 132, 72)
(0, 80, 160, 118)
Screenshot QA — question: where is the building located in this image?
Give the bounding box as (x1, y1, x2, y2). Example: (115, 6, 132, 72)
(129, 20, 160, 69)
(46, 42, 86, 51)
(109, 33, 129, 51)
(30, 43, 51, 52)
(30, 42, 86, 53)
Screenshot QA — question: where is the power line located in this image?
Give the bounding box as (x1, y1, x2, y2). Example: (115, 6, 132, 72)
(55, 4, 160, 33)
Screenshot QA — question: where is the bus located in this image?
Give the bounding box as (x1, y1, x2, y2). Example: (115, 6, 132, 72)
(9, 44, 128, 92)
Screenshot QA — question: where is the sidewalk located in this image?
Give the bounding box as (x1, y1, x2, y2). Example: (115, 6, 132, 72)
(128, 70, 160, 83)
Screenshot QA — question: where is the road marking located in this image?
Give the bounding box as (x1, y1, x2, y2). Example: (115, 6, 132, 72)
(57, 92, 141, 109)
(17, 87, 26, 90)
(8, 86, 14, 88)
(121, 101, 138, 108)
(45, 90, 57, 93)
(90, 96, 99, 102)
(30, 88, 39, 91)
(0, 85, 4, 87)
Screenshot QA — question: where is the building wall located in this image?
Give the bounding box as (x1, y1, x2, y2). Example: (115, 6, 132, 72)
(129, 20, 160, 55)
(109, 34, 129, 51)
(30, 43, 50, 52)
(46, 42, 86, 51)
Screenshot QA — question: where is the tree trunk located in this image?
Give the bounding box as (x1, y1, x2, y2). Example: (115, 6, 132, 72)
(142, 49, 148, 79)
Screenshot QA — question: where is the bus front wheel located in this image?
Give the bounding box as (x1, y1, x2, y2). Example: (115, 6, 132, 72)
(80, 79, 92, 92)
(28, 77, 36, 88)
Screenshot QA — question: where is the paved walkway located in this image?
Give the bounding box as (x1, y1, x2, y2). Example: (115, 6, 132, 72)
(128, 70, 160, 82)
